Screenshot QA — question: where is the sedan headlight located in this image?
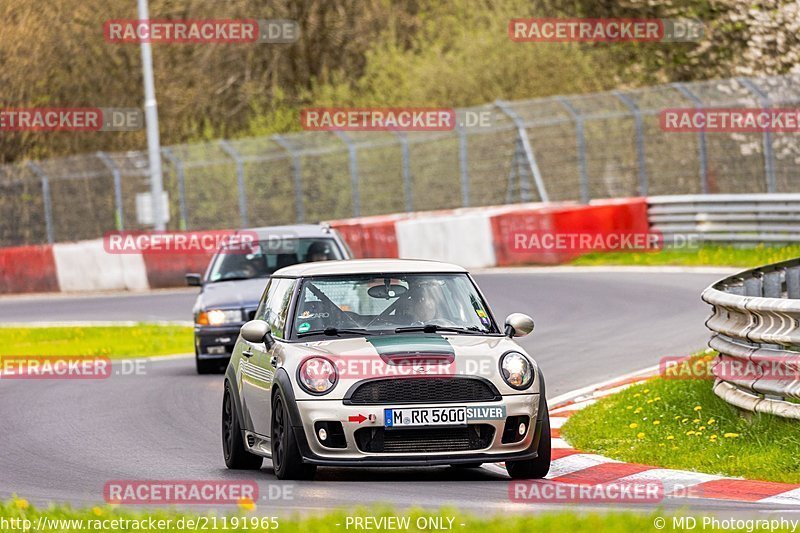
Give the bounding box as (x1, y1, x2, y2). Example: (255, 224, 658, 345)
(500, 351, 533, 390)
(298, 357, 338, 395)
(196, 309, 243, 326)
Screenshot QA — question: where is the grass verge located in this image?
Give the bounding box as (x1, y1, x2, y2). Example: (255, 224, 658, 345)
(561, 354, 800, 483)
(570, 244, 800, 268)
(0, 325, 193, 359)
(0, 498, 784, 533)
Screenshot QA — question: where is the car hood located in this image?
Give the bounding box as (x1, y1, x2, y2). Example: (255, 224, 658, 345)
(196, 277, 269, 311)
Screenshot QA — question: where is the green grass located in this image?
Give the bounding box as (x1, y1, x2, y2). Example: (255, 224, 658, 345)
(561, 354, 800, 483)
(1, 498, 788, 533)
(0, 325, 193, 359)
(571, 244, 800, 268)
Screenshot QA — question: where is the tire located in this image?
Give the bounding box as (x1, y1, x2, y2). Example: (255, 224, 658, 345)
(222, 381, 263, 470)
(506, 406, 551, 479)
(196, 355, 216, 374)
(271, 391, 316, 480)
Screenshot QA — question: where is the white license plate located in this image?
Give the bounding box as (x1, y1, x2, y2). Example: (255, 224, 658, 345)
(384, 407, 467, 428)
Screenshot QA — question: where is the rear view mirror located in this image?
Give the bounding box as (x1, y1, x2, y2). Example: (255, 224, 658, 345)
(241, 320, 270, 343)
(368, 284, 408, 299)
(185, 273, 202, 287)
(504, 313, 534, 338)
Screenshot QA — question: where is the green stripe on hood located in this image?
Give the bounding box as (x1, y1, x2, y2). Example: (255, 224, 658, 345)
(367, 334, 454, 357)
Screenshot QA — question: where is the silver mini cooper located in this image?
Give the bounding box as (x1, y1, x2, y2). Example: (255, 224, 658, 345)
(222, 259, 550, 480)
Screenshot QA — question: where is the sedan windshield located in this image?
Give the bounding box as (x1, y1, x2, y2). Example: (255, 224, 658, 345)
(292, 273, 497, 337)
(207, 238, 342, 282)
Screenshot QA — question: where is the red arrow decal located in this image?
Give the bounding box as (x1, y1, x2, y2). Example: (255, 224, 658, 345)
(348, 414, 367, 424)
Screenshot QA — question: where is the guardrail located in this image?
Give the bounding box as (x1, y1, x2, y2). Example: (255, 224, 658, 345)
(701, 258, 800, 419)
(650, 194, 800, 244)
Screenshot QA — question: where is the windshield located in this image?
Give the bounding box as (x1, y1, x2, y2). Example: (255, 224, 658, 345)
(291, 273, 497, 337)
(207, 238, 343, 282)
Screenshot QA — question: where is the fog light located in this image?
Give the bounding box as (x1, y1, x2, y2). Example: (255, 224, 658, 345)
(318, 428, 328, 441)
(518, 422, 526, 436)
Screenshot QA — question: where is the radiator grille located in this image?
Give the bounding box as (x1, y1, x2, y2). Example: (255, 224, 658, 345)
(346, 378, 500, 405)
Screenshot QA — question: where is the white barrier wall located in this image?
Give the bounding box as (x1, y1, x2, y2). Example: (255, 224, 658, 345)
(395, 213, 497, 269)
(53, 239, 150, 292)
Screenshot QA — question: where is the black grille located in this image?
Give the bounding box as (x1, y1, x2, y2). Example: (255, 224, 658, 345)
(346, 378, 500, 405)
(355, 425, 495, 453)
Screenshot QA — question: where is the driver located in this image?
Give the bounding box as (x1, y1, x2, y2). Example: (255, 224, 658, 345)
(405, 283, 440, 324)
(305, 241, 332, 262)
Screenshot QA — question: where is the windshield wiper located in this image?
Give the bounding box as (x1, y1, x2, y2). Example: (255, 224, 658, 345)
(394, 324, 485, 335)
(297, 327, 374, 338)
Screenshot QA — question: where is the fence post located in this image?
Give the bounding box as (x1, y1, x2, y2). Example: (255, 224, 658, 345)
(161, 148, 188, 230)
(739, 78, 777, 193)
(556, 96, 589, 203)
(672, 83, 709, 194)
(334, 131, 361, 217)
(392, 132, 414, 212)
(613, 91, 649, 197)
(28, 162, 54, 244)
(273, 135, 304, 223)
(96, 152, 124, 231)
(456, 124, 471, 207)
(786, 265, 800, 299)
(495, 100, 549, 202)
(219, 140, 249, 227)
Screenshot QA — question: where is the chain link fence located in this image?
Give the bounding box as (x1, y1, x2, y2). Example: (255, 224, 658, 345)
(3, 74, 800, 247)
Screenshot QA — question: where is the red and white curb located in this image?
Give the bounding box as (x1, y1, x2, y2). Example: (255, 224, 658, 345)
(488, 366, 800, 506)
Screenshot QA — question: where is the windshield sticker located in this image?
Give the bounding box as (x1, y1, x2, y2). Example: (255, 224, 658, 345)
(297, 322, 311, 333)
(299, 310, 330, 319)
(475, 308, 491, 327)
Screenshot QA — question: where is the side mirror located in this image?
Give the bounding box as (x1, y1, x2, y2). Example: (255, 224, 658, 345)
(505, 313, 534, 338)
(241, 320, 270, 344)
(185, 273, 203, 287)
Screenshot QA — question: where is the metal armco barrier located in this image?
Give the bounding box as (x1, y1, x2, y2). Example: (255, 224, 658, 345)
(650, 194, 800, 243)
(702, 258, 800, 419)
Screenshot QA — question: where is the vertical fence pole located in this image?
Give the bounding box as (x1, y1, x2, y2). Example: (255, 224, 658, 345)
(161, 148, 188, 230)
(557, 96, 589, 203)
(739, 78, 777, 193)
(28, 162, 54, 244)
(219, 140, 249, 227)
(613, 91, 649, 197)
(334, 131, 361, 217)
(456, 125, 471, 207)
(393, 132, 414, 212)
(273, 135, 304, 223)
(96, 152, 124, 230)
(672, 83, 709, 194)
(495, 100, 549, 202)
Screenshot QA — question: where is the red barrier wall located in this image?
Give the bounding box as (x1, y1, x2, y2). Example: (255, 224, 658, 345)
(330, 214, 402, 258)
(492, 198, 650, 265)
(142, 253, 215, 289)
(0, 245, 59, 294)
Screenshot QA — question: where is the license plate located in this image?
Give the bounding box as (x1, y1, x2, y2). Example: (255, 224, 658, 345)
(384, 407, 467, 428)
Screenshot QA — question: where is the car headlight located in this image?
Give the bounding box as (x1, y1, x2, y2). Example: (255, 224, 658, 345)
(196, 309, 243, 326)
(500, 351, 533, 390)
(298, 357, 338, 395)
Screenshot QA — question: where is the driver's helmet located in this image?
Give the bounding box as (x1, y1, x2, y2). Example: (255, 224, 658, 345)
(305, 241, 332, 262)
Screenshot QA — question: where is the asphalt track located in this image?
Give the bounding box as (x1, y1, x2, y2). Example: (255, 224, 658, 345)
(4, 267, 790, 517)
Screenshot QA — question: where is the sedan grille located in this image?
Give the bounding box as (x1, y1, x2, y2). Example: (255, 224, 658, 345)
(355, 425, 495, 453)
(345, 377, 500, 405)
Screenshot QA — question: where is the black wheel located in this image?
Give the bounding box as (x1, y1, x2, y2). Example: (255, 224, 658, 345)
(222, 382, 263, 470)
(196, 353, 216, 374)
(271, 391, 316, 480)
(506, 406, 551, 479)
(451, 463, 483, 468)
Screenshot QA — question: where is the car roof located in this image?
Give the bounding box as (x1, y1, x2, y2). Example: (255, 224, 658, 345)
(273, 258, 468, 277)
(236, 224, 337, 240)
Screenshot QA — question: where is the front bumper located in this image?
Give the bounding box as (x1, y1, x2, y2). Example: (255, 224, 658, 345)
(291, 394, 542, 466)
(194, 325, 242, 359)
